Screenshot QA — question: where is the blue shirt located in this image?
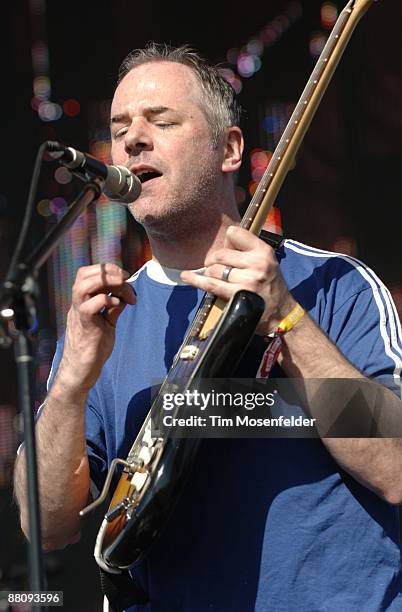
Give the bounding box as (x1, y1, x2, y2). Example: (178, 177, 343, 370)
(50, 240, 402, 611)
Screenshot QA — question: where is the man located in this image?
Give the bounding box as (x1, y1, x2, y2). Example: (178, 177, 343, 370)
(14, 44, 402, 611)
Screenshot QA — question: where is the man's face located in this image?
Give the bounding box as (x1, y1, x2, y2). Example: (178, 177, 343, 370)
(110, 61, 225, 236)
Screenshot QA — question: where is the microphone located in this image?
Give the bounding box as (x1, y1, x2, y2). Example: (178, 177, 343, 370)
(47, 141, 142, 204)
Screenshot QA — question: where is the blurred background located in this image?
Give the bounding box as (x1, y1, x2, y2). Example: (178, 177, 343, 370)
(0, 0, 401, 609)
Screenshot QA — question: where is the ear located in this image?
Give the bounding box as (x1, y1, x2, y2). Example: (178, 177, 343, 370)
(221, 126, 244, 174)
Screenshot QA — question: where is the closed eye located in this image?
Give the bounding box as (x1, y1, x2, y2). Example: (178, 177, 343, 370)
(113, 127, 128, 139)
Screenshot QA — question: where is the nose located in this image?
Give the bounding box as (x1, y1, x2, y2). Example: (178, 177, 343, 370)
(124, 119, 153, 155)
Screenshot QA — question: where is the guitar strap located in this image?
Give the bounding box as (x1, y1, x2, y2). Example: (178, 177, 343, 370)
(259, 229, 284, 250)
(99, 566, 149, 611)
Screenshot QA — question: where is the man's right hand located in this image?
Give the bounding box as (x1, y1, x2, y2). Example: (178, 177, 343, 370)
(57, 263, 136, 392)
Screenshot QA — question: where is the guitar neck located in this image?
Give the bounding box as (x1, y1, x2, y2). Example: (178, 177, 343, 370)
(186, 0, 375, 341)
(243, 0, 375, 236)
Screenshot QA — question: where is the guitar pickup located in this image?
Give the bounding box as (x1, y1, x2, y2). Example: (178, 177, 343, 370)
(131, 470, 148, 492)
(138, 445, 155, 466)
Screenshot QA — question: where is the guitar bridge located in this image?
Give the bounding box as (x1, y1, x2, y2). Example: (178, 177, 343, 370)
(105, 498, 132, 522)
(79, 457, 141, 517)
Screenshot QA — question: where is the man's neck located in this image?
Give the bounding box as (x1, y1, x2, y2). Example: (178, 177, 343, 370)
(148, 211, 241, 270)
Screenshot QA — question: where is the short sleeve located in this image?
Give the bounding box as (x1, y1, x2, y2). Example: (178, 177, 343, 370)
(85, 386, 108, 498)
(327, 285, 402, 397)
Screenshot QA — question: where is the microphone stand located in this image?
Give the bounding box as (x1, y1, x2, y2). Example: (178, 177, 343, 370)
(0, 178, 103, 609)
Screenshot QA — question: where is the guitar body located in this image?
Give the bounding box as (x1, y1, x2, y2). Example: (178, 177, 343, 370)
(98, 290, 265, 570)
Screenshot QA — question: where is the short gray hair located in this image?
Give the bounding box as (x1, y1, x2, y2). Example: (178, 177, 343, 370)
(118, 42, 242, 146)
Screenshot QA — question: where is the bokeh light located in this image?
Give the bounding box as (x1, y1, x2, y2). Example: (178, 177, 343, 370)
(270, 15, 288, 35)
(226, 48, 239, 65)
(237, 53, 261, 78)
(33, 75, 51, 100)
(63, 99, 81, 117)
(246, 39, 263, 56)
(260, 25, 276, 46)
(249, 148, 275, 196)
(218, 67, 243, 94)
(331, 236, 357, 256)
(248, 180, 258, 196)
(252, 167, 267, 181)
(31, 41, 49, 72)
(38, 101, 63, 122)
(36, 199, 52, 217)
(31, 97, 41, 111)
(250, 148, 272, 183)
(250, 149, 272, 169)
(54, 167, 72, 184)
(91, 141, 111, 162)
(230, 77, 242, 94)
(309, 32, 327, 58)
(262, 116, 275, 134)
(218, 67, 235, 81)
(49, 197, 67, 215)
(219, 1, 303, 98)
(235, 186, 246, 206)
(321, 2, 338, 29)
(263, 206, 283, 235)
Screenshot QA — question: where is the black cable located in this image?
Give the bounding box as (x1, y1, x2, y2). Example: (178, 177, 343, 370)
(6, 141, 49, 282)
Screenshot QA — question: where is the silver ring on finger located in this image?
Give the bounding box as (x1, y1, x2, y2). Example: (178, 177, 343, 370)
(221, 265, 233, 282)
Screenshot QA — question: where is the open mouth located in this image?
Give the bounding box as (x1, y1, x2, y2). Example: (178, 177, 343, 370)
(137, 171, 162, 184)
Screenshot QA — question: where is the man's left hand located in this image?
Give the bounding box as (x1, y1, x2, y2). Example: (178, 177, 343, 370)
(181, 226, 297, 336)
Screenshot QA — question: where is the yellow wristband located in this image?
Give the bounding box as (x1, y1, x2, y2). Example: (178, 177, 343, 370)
(277, 303, 305, 333)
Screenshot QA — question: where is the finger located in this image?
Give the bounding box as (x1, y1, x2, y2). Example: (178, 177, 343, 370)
(76, 263, 130, 282)
(73, 265, 129, 301)
(104, 301, 127, 328)
(224, 225, 272, 254)
(74, 276, 136, 304)
(180, 270, 240, 300)
(78, 293, 123, 318)
(203, 263, 263, 284)
(204, 248, 251, 270)
(104, 283, 136, 306)
(77, 294, 131, 328)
